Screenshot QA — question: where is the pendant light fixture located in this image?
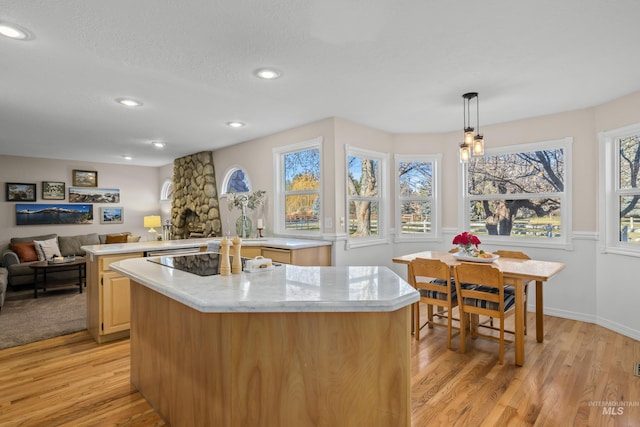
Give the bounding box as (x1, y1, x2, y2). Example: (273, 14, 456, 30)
(459, 92, 484, 163)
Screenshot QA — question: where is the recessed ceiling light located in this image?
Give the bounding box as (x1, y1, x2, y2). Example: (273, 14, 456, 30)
(122, 155, 133, 160)
(151, 141, 166, 148)
(226, 121, 245, 128)
(115, 98, 143, 107)
(254, 68, 281, 80)
(0, 22, 32, 40)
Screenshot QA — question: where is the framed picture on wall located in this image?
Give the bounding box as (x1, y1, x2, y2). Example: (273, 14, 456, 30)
(42, 181, 65, 200)
(100, 207, 124, 224)
(16, 203, 93, 225)
(72, 170, 98, 187)
(69, 187, 120, 203)
(6, 183, 36, 202)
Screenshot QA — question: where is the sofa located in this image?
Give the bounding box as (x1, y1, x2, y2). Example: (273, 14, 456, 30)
(1, 232, 136, 289)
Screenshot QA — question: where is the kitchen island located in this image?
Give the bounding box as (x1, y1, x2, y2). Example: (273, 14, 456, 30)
(82, 237, 332, 343)
(111, 254, 418, 427)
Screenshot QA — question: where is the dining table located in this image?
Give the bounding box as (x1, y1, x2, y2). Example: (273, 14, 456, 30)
(392, 251, 565, 366)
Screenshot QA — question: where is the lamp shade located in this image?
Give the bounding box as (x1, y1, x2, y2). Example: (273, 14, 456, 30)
(144, 215, 162, 230)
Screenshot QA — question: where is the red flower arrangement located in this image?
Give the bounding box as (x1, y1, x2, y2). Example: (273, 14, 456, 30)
(452, 231, 481, 248)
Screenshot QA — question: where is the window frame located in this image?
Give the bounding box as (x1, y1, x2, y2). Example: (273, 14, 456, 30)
(272, 137, 323, 237)
(459, 137, 573, 249)
(345, 145, 389, 248)
(394, 153, 442, 242)
(599, 123, 640, 256)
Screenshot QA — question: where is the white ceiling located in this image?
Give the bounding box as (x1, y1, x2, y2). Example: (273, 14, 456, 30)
(2, 0, 640, 167)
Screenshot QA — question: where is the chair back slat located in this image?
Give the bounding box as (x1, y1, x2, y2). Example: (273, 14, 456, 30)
(493, 250, 530, 260)
(411, 258, 450, 282)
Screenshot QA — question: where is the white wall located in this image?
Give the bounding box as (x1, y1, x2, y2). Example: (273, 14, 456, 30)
(0, 155, 163, 247)
(211, 90, 640, 341)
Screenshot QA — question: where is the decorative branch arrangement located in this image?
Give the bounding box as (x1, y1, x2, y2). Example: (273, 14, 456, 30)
(227, 190, 266, 211)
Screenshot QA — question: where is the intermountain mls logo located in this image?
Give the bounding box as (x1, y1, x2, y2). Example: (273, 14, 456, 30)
(588, 400, 639, 416)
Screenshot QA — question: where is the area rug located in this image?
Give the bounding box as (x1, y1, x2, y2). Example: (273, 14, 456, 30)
(0, 288, 86, 349)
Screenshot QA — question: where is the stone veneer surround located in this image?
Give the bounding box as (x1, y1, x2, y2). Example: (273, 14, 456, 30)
(171, 151, 221, 239)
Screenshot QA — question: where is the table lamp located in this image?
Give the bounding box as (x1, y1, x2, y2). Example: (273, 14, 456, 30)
(144, 215, 162, 241)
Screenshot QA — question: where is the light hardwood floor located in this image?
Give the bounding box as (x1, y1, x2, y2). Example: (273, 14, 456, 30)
(0, 311, 638, 426)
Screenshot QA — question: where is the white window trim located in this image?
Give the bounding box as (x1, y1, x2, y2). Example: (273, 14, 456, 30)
(394, 153, 442, 243)
(599, 123, 640, 257)
(345, 145, 389, 249)
(272, 137, 323, 237)
(458, 137, 573, 250)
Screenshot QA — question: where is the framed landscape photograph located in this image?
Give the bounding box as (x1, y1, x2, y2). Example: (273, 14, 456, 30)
(6, 183, 36, 202)
(16, 203, 93, 225)
(72, 169, 98, 187)
(69, 187, 120, 203)
(100, 207, 124, 224)
(42, 181, 65, 200)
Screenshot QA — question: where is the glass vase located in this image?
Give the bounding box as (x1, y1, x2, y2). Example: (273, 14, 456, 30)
(459, 244, 475, 257)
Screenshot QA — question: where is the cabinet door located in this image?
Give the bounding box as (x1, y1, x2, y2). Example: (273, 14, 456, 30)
(102, 271, 131, 334)
(240, 246, 262, 258)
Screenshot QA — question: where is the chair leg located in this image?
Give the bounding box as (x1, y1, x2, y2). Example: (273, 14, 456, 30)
(427, 304, 434, 328)
(524, 284, 529, 336)
(446, 309, 452, 349)
(499, 319, 504, 364)
(459, 312, 468, 354)
(471, 314, 479, 339)
(415, 302, 420, 341)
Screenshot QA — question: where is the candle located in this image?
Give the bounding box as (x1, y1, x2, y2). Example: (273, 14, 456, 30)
(257, 219, 263, 228)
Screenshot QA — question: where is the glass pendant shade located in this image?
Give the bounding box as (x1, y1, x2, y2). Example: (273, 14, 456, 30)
(472, 135, 484, 156)
(464, 128, 474, 145)
(459, 143, 471, 163)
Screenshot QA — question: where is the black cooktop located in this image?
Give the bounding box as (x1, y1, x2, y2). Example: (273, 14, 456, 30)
(147, 253, 247, 276)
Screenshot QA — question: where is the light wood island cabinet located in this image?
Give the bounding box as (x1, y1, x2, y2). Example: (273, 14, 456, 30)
(86, 252, 143, 343)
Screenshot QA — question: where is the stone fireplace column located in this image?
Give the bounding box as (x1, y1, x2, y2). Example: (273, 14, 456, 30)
(171, 151, 221, 239)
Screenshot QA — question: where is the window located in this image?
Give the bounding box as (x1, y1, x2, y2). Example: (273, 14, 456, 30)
(461, 138, 572, 248)
(273, 137, 322, 235)
(346, 145, 388, 247)
(220, 166, 251, 195)
(395, 154, 441, 241)
(160, 178, 173, 201)
(599, 123, 640, 255)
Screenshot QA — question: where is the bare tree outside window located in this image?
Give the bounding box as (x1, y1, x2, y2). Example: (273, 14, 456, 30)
(467, 147, 565, 238)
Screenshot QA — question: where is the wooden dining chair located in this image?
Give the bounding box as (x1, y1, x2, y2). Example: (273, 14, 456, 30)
(408, 258, 459, 348)
(493, 250, 532, 335)
(453, 262, 515, 364)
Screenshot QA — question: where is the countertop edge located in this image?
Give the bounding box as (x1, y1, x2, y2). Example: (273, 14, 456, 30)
(111, 260, 418, 314)
(82, 237, 332, 255)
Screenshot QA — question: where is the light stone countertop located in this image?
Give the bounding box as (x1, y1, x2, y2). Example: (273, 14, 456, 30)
(110, 256, 419, 313)
(81, 237, 331, 256)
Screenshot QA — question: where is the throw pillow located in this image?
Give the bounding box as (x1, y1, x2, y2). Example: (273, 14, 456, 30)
(34, 237, 62, 260)
(127, 235, 141, 243)
(105, 234, 128, 244)
(10, 242, 39, 263)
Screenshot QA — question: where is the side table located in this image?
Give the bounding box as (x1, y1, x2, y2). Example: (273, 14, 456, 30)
(29, 257, 86, 299)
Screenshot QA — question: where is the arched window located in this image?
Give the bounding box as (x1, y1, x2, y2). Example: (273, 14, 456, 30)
(221, 166, 251, 194)
(160, 178, 173, 201)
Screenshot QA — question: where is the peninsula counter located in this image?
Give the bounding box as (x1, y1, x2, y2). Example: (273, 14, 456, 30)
(81, 237, 331, 343)
(111, 256, 418, 427)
